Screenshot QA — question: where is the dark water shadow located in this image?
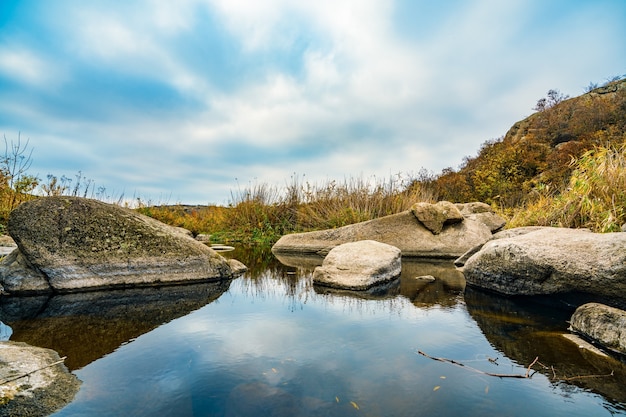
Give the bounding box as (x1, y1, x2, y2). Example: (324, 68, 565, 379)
(223, 245, 290, 278)
(0, 281, 231, 370)
(399, 259, 465, 308)
(465, 287, 626, 407)
(313, 278, 401, 300)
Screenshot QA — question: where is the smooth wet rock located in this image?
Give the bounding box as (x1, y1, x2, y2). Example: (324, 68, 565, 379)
(570, 303, 626, 355)
(0, 250, 50, 293)
(1, 196, 245, 294)
(462, 228, 626, 301)
(313, 240, 401, 290)
(0, 341, 81, 417)
(272, 202, 502, 259)
(414, 275, 436, 282)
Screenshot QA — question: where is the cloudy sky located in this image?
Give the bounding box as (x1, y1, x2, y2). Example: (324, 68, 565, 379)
(1, 0, 625, 205)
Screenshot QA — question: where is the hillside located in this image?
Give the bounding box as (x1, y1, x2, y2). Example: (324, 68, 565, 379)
(418, 78, 626, 213)
(138, 77, 626, 241)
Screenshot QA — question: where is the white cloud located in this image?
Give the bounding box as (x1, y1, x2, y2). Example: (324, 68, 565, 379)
(0, 48, 62, 87)
(2, 0, 626, 204)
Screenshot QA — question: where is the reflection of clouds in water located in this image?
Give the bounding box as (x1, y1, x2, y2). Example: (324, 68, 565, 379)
(0, 322, 12, 340)
(66, 274, 478, 416)
(167, 276, 478, 393)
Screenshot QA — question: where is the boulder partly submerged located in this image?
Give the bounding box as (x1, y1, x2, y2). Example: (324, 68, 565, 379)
(570, 303, 626, 356)
(272, 202, 504, 259)
(462, 227, 626, 302)
(0, 341, 81, 417)
(312, 240, 401, 290)
(0, 197, 246, 294)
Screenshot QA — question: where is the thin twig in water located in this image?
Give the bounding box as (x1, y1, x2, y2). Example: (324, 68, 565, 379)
(417, 350, 615, 382)
(526, 357, 539, 378)
(0, 357, 67, 386)
(417, 350, 532, 379)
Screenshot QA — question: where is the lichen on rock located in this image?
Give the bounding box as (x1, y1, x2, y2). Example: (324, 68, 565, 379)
(0, 196, 245, 293)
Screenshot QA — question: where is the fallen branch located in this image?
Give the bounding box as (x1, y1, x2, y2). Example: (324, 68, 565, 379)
(526, 356, 539, 378)
(417, 350, 533, 379)
(417, 350, 615, 383)
(0, 357, 67, 386)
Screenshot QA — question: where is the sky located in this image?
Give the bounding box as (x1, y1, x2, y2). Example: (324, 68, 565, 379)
(1, 0, 625, 205)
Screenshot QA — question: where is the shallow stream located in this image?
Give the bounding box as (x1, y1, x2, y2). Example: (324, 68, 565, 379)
(1, 247, 625, 416)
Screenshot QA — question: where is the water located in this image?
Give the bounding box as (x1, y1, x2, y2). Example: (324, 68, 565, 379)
(1, 248, 625, 417)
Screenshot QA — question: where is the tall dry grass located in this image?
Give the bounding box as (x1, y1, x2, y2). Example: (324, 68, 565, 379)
(137, 173, 436, 244)
(509, 139, 626, 232)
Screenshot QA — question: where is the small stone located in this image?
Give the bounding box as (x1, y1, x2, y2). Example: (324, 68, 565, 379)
(414, 275, 436, 282)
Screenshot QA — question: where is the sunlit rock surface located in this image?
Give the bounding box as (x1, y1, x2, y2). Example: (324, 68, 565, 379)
(410, 201, 464, 234)
(0, 196, 245, 293)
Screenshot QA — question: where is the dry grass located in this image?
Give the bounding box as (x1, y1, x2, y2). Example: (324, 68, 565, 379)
(136, 173, 435, 244)
(509, 140, 626, 232)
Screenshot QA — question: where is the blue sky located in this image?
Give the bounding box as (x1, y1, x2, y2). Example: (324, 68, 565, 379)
(1, 0, 625, 205)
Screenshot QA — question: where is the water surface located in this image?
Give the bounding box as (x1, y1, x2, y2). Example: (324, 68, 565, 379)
(1, 249, 625, 417)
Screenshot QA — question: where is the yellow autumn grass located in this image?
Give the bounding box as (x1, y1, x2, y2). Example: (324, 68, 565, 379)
(508, 140, 626, 232)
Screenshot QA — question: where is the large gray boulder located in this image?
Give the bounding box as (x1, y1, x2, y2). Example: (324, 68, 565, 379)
(462, 227, 626, 300)
(0, 196, 245, 294)
(570, 303, 626, 355)
(272, 202, 503, 259)
(0, 341, 81, 417)
(313, 240, 401, 290)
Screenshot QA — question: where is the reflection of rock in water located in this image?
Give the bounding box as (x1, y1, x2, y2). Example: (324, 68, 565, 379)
(465, 287, 626, 404)
(276, 254, 466, 309)
(313, 278, 400, 300)
(399, 260, 465, 308)
(272, 252, 324, 270)
(0, 281, 230, 370)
